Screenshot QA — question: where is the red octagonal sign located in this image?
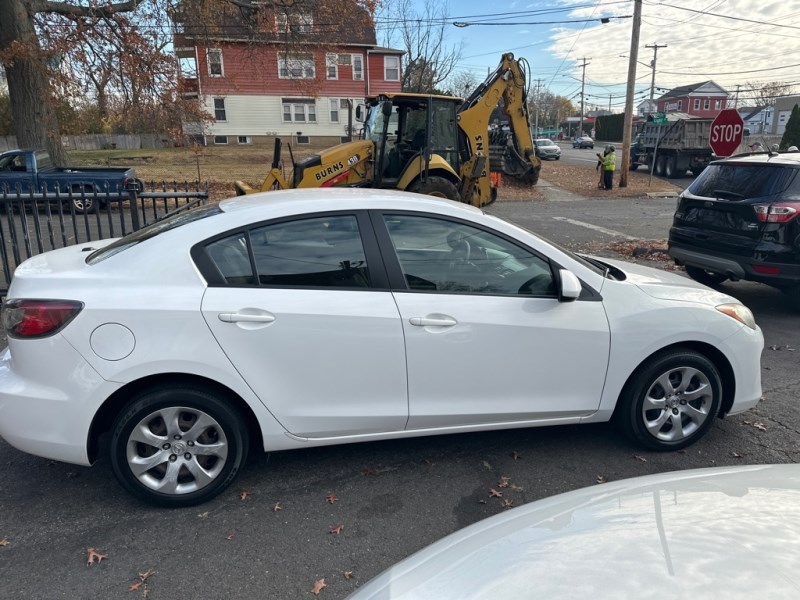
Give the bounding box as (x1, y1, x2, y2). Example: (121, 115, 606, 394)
(710, 109, 745, 157)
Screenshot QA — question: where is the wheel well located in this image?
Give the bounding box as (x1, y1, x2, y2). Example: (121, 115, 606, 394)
(87, 373, 264, 463)
(409, 170, 459, 187)
(614, 341, 736, 419)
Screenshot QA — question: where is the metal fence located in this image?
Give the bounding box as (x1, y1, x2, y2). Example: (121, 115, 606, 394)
(0, 181, 209, 292)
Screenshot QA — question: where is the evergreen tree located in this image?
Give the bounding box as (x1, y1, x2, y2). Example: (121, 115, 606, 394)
(780, 104, 800, 150)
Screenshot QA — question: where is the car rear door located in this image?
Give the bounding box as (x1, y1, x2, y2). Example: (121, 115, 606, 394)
(670, 163, 799, 257)
(198, 211, 408, 438)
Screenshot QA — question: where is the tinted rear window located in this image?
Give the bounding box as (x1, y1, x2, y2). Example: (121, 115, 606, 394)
(87, 204, 222, 264)
(689, 164, 798, 199)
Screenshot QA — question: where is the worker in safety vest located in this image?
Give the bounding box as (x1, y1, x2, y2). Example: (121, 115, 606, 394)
(599, 144, 616, 190)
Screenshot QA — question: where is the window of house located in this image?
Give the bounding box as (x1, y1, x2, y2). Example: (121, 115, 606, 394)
(207, 49, 223, 77)
(278, 53, 315, 79)
(213, 136, 228, 145)
(693, 99, 700, 110)
(338, 54, 351, 65)
(330, 99, 340, 122)
(715, 100, 721, 109)
(352, 54, 364, 80)
(382, 214, 555, 296)
(384, 56, 400, 81)
(326, 54, 338, 79)
(213, 98, 227, 121)
(238, 136, 251, 144)
(276, 13, 313, 33)
(678, 101, 682, 110)
(282, 99, 316, 123)
(704, 99, 710, 110)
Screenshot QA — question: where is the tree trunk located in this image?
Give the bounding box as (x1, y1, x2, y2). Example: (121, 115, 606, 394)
(0, 0, 66, 165)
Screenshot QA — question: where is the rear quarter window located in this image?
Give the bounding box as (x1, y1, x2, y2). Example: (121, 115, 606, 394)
(689, 164, 798, 199)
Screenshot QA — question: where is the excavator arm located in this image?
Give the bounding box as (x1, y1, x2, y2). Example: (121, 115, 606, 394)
(457, 53, 541, 205)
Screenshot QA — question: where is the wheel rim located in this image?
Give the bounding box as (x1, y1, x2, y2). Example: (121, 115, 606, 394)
(125, 406, 229, 495)
(641, 366, 713, 443)
(73, 197, 93, 212)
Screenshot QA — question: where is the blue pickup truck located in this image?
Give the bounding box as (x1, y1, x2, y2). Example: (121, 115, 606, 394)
(0, 149, 139, 213)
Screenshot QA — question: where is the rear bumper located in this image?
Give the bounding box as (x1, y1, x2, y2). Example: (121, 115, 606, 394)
(669, 243, 800, 286)
(0, 341, 120, 466)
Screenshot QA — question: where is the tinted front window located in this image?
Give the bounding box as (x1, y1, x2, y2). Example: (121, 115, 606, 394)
(87, 204, 222, 264)
(689, 164, 798, 199)
(250, 215, 370, 288)
(384, 214, 555, 296)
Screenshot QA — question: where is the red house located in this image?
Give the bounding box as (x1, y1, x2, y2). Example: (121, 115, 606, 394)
(173, 2, 403, 146)
(656, 81, 729, 118)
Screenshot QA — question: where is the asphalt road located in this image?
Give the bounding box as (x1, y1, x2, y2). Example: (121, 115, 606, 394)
(1, 193, 798, 599)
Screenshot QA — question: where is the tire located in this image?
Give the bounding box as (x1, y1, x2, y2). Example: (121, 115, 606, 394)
(70, 186, 99, 214)
(664, 156, 677, 178)
(110, 385, 249, 507)
(617, 349, 722, 451)
(655, 155, 666, 176)
(685, 265, 727, 287)
(407, 176, 460, 201)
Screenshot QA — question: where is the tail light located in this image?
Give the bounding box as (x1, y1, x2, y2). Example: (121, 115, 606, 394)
(753, 202, 800, 223)
(2, 299, 83, 338)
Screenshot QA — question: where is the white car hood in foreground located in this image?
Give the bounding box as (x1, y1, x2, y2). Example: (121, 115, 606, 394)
(348, 465, 800, 599)
(599, 257, 740, 305)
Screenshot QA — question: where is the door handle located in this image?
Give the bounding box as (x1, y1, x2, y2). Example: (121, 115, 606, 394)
(218, 312, 276, 323)
(409, 316, 457, 327)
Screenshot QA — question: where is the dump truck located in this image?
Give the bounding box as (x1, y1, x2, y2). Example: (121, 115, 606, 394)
(234, 53, 541, 207)
(629, 115, 714, 178)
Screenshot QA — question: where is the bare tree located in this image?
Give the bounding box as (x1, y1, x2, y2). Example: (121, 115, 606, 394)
(445, 70, 479, 98)
(744, 80, 796, 106)
(378, 0, 461, 93)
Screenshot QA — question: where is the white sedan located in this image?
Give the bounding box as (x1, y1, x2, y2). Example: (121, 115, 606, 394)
(0, 189, 763, 506)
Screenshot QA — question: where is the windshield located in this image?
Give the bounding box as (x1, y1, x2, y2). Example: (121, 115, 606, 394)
(689, 163, 798, 199)
(536, 140, 554, 146)
(86, 204, 222, 264)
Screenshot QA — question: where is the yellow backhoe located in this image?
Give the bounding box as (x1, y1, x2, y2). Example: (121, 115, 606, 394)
(234, 53, 541, 207)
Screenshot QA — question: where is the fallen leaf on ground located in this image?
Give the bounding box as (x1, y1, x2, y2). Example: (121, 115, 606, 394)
(273, 502, 282, 512)
(511, 451, 522, 460)
(344, 570, 353, 580)
(633, 455, 648, 463)
(361, 467, 378, 477)
(128, 569, 155, 593)
(128, 582, 143, 592)
(326, 493, 338, 504)
(329, 524, 344, 535)
(500, 499, 515, 509)
(226, 534, 234, 540)
(0, 538, 9, 547)
(197, 511, 209, 519)
(482, 460, 493, 471)
(596, 475, 607, 484)
(752, 422, 767, 431)
(489, 488, 503, 498)
(510, 484, 524, 492)
(497, 476, 510, 488)
(239, 490, 251, 501)
(86, 548, 108, 566)
(311, 578, 326, 595)
(732, 452, 743, 458)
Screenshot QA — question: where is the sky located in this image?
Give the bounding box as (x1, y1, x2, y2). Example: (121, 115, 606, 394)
(383, 0, 800, 112)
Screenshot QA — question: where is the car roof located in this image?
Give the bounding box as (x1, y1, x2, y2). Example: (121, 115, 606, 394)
(713, 152, 800, 167)
(218, 188, 484, 217)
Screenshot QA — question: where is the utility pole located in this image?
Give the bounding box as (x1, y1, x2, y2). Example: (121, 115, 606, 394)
(646, 43, 667, 115)
(577, 58, 590, 138)
(619, 0, 643, 188)
(533, 79, 543, 136)
(608, 93, 612, 112)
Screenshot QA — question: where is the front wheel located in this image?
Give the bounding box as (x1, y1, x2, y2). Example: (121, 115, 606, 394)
(407, 176, 460, 201)
(685, 265, 727, 287)
(110, 385, 249, 507)
(617, 350, 722, 451)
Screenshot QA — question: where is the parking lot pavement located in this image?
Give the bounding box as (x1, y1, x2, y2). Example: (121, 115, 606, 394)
(1, 195, 799, 599)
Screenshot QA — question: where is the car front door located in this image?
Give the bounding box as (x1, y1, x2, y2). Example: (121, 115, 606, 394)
(374, 212, 610, 429)
(199, 212, 408, 438)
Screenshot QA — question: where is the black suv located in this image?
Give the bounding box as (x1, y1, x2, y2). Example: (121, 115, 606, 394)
(668, 152, 800, 309)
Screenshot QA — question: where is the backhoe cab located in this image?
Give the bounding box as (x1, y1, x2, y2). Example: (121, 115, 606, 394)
(234, 52, 540, 207)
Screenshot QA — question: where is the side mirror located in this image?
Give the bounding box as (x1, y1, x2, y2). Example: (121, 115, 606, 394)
(355, 104, 365, 122)
(559, 269, 582, 301)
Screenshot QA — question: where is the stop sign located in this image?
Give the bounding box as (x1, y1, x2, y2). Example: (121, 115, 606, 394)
(710, 109, 744, 157)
